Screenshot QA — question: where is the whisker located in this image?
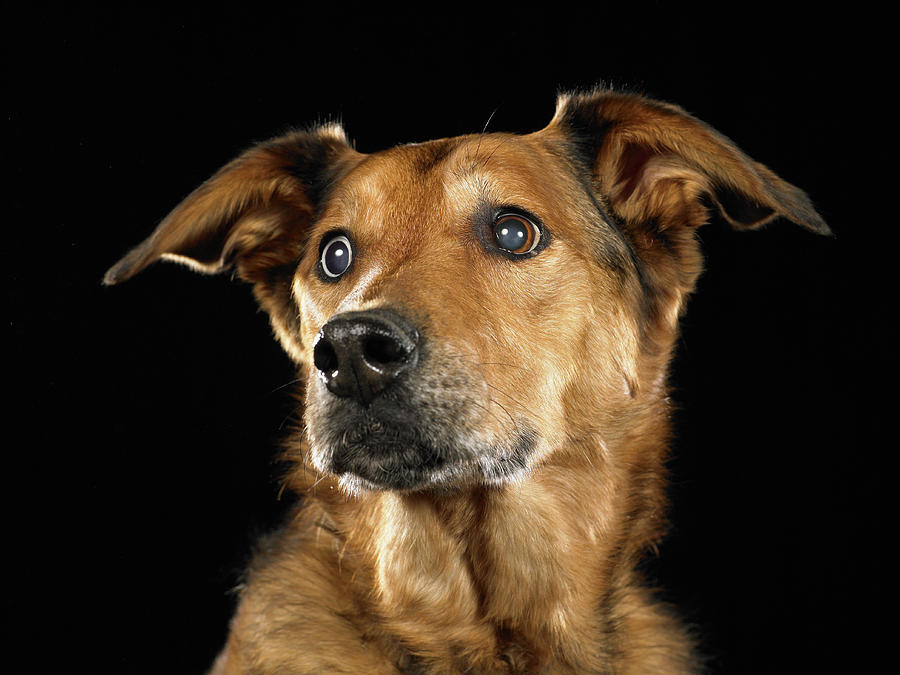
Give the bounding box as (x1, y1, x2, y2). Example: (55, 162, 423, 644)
(278, 409, 299, 431)
(489, 396, 517, 428)
(471, 397, 513, 428)
(474, 108, 499, 156)
(269, 377, 303, 395)
(481, 135, 514, 168)
(308, 470, 330, 493)
(481, 108, 498, 135)
(485, 382, 530, 413)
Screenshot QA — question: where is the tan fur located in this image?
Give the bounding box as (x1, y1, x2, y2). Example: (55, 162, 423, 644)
(106, 87, 828, 673)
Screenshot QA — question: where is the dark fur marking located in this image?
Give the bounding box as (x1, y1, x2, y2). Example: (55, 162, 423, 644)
(282, 132, 357, 217)
(411, 138, 460, 174)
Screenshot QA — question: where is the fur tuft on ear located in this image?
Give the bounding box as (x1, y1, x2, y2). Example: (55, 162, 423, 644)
(104, 124, 361, 361)
(550, 87, 831, 237)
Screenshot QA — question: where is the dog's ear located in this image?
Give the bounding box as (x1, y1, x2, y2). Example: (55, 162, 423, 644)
(104, 125, 360, 362)
(550, 88, 830, 238)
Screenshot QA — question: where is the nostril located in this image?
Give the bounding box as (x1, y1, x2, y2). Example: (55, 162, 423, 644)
(313, 338, 339, 375)
(363, 333, 410, 368)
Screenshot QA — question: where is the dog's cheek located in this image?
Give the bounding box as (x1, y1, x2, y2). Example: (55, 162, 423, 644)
(541, 264, 642, 442)
(302, 377, 338, 473)
(473, 252, 606, 436)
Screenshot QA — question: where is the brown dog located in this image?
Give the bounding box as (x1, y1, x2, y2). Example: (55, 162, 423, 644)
(105, 87, 829, 673)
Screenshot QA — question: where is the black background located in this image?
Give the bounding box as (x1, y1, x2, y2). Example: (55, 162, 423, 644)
(8, 5, 892, 674)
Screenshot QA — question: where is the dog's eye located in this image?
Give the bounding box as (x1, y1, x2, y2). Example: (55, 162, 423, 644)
(320, 234, 353, 278)
(493, 214, 541, 255)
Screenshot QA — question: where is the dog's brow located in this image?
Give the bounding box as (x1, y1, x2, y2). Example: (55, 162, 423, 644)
(441, 166, 490, 210)
(448, 136, 516, 179)
(410, 138, 460, 174)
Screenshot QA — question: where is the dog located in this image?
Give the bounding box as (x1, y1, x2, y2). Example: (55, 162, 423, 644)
(105, 86, 829, 673)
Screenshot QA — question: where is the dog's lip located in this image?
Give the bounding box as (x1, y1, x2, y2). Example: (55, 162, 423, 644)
(323, 425, 538, 491)
(330, 438, 449, 490)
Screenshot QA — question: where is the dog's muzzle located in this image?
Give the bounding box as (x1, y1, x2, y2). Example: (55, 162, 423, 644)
(308, 308, 535, 491)
(313, 309, 420, 405)
(310, 308, 446, 489)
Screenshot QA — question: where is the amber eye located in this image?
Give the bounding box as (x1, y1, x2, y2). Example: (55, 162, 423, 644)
(493, 214, 541, 255)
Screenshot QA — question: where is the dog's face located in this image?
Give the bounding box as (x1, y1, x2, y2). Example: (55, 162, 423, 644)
(105, 89, 829, 494)
(295, 133, 643, 492)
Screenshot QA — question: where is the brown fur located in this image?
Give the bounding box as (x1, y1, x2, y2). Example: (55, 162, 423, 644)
(105, 87, 829, 673)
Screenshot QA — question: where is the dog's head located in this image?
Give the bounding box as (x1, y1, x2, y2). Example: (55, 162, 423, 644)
(106, 88, 828, 494)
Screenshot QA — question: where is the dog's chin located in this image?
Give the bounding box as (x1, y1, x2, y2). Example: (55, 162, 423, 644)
(330, 439, 450, 491)
(311, 429, 539, 494)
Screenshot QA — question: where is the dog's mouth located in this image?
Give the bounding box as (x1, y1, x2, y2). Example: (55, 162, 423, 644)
(331, 435, 453, 491)
(320, 416, 537, 491)
(327, 413, 454, 490)
(306, 383, 538, 492)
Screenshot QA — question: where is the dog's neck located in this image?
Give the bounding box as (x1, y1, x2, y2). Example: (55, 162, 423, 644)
(297, 425, 672, 670)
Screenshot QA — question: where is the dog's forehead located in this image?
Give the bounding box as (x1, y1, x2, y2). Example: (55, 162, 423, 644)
(330, 132, 576, 219)
(318, 130, 636, 278)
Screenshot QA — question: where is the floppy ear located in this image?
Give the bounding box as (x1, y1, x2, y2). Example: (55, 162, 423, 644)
(104, 124, 361, 362)
(549, 87, 829, 328)
(551, 88, 830, 238)
(553, 89, 831, 234)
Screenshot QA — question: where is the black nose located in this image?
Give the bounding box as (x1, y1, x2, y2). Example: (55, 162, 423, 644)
(313, 309, 419, 404)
